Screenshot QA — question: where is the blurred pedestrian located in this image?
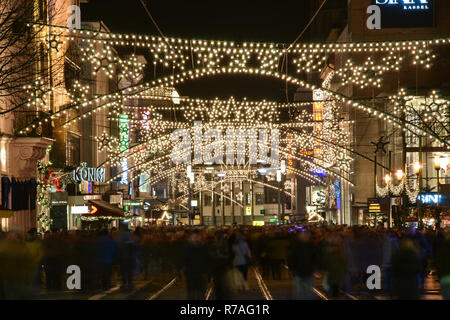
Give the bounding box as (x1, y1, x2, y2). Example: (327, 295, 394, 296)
(116, 224, 139, 290)
(392, 238, 421, 300)
(436, 233, 450, 300)
(209, 231, 233, 299)
(232, 232, 251, 282)
(97, 229, 118, 291)
(183, 230, 209, 299)
(322, 232, 347, 298)
(288, 230, 316, 299)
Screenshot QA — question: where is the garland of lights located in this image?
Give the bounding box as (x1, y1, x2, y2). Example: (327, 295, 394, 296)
(18, 23, 450, 218)
(376, 178, 420, 203)
(36, 146, 53, 233)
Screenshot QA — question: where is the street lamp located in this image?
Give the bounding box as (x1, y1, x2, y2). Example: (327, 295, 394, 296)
(434, 156, 441, 193)
(383, 174, 392, 228)
(395, 170, 404, 181)
(277, 169, 282, 224)
(414, 162, 422, 175)
(414, 162, 423, 228)
(434, 156, 441, 229)
(187, 166, 194, 226)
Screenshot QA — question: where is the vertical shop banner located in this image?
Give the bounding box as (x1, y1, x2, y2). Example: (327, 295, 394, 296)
(119, 114, 129, 184)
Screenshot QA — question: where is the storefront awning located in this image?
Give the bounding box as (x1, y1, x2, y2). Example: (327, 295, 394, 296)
(81, 200, 125, 219)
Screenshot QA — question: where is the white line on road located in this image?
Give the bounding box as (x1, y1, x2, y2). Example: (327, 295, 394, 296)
(312, 287, 328, 300)
(253, 267, 273, 300)
(88, 285, 121, 300)
(342, 291, 358, 300)
(146, 277, 177, 300)
(205, 284, 213, 300)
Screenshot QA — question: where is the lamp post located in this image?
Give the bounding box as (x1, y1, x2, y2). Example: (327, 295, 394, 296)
(434, 156, 441, 229)
(187, 165, 194, 226)
(414, 162, 422, 228)
(396, 169, 407, 229)
(277, 169, 282, 224)
(384, 174, 391, 228)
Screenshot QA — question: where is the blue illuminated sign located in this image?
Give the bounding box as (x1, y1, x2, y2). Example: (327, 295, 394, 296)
(375, 0, 430, 10)
(312, 168, 326, 177)
(334, 180, 341, 211)
(417, 193, 442, 205)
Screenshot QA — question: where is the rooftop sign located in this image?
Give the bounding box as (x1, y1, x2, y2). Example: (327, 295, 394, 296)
(369, 0, 435, 28)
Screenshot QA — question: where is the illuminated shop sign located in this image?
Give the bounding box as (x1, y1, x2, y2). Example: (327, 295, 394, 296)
(367, 198, 388, 213)
(371, 0, 434, 28)
(312, 168, 326, 177)
(375, 0, 430, 10)
(123, 200, 144, 206)
(119, 114, 129, 184)
(73, 163, 106, 183)
(417, 193, 442, 204)
(70, 206, 90, 214)
(313, 89, 324, 164)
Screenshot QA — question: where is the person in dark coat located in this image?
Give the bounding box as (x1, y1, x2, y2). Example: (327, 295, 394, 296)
(208, 231, 233, 299)
(436, 234, 450, 300)
(182, 230, 209, 299)
(288, 230, 316, 299)
(116, 225, 139, 290)
(392, 238, 421, 300)
(322, 232, 348, 298)
(96, 229, 118, 291)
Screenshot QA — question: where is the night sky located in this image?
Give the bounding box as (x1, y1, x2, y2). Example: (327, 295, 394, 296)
(81, 0, 312, 101)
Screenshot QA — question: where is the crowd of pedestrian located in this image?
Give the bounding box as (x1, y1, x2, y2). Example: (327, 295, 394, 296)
(0, 223, 449, 300)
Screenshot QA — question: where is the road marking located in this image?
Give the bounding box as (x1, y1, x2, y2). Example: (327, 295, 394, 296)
(146, 277, 177, 300)
(342, 291, 358, 300)
(252, 267, 273, 300)
(312, 287, 328, 300)
(88, 285, 121, 300)
(205, 284, 213, 300)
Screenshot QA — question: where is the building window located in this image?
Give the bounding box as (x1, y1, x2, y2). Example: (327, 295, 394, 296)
(265, 183, 279, 204)
(39, 0, 45, 21)
(255, 193, 264, 205)
(204, 194, 212, 206)
(245, 193, 251, 205)
(215, 194, 221, 206)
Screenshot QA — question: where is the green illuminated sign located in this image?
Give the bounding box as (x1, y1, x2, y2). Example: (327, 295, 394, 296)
(119, 114, 129, 152)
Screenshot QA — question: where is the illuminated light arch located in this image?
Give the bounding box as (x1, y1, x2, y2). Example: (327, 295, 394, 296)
(17, 66, 448, 150)
(287, 128, 390, 171)
(19, 23, 449, 147)
(144, 67, 444, 146)
(108, 134, 352, 188)
(35, 23, 450, 55)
